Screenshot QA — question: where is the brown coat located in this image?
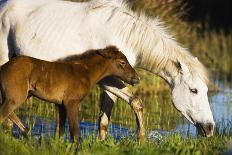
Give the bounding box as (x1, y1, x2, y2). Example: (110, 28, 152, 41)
(0, 46, 139, 141)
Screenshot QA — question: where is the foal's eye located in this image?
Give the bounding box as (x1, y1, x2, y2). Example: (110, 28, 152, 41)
(190, 88, 198, 94)
(120, 60, 126, 66)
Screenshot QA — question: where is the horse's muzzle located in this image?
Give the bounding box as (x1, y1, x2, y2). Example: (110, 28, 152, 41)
(196, 122, 215, 137)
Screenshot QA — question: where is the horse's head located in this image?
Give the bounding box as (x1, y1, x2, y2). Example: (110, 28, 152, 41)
(98, 46, 139, 85)
(172, 61, 215, 137)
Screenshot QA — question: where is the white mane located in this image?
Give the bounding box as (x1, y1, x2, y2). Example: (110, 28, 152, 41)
(89, 0, 209, 84)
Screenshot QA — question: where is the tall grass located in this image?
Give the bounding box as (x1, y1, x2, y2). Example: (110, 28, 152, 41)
(189, 29, 232, 80)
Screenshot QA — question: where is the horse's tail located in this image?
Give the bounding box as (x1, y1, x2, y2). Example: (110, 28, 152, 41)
(0, 0, 8, 20)
(0, 66, 2, 105)
(0, 0, 12, 33)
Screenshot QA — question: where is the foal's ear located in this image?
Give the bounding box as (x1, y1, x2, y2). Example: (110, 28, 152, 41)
(97, 46, 119, 59)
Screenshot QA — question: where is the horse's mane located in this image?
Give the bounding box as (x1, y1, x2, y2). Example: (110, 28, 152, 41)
(89, 0, 209, 84)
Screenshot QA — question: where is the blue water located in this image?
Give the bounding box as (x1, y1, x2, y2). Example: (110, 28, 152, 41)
(12, 119, 137, 141)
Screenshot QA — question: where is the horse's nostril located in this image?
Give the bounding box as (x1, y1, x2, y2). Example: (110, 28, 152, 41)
(207, 123, 215, 134)
(196, 122, 214, 137)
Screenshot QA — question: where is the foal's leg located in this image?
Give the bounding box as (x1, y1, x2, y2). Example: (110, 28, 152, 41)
(0, 96, 27, 135)
(0, 88, 28, 137)
(64, 100, 80, 142)
(98, 77, 145, 141)
(0, 100, 24, 125)
(9, 113, 28, 136)
(0, 94, 29, 136)
(55, 104, 67, 137)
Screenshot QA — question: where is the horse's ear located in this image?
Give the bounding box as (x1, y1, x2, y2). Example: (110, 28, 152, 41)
(176, 60, 191, 80)
(97, 46, 119, 59)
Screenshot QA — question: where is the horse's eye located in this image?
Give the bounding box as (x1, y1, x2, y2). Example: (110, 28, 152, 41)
(190, 88, 198, 94)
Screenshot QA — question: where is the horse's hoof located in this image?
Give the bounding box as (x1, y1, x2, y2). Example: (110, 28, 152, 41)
(131, 97, 144, 112)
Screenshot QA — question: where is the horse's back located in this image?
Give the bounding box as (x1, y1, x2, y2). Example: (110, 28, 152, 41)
(1, 0, 84, 21)
(1, 0, 105, 61)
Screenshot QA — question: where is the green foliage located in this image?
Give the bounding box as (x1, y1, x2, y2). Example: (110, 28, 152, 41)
(0, 129, 230, 155)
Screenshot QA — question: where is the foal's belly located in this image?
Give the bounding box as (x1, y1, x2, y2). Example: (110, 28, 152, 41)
(29, 66, 71, 104)
(30, 82, 67, 104)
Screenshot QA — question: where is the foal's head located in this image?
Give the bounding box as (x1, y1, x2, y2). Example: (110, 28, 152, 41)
(98, 46, 139, 85)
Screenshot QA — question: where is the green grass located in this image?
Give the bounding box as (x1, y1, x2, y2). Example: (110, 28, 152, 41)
(0, 129, 230, 155)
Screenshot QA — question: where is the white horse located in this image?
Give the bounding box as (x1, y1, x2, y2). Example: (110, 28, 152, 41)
(0, 0, 215, 138)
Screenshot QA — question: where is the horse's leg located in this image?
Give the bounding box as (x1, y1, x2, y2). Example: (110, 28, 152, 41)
(55, 104, 67, 137)
(0, 17, 10, 66)
(98, 90, 117, 140)
(64, 100, 80, 142)
(98, 77, 145, 141)
(102, 85, 145, 140)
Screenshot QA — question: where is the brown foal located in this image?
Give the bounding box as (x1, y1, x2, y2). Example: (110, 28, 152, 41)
(0, 46, 139, 141)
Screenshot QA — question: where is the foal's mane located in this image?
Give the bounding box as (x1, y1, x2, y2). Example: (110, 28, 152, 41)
(58, 49, 101, 62)
(89, 0, 209, 84)
(58, 46, 119, 62)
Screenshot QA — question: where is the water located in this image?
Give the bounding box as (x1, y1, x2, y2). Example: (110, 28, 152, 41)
(12, 119, 136, 141)
(12, 81, 232, 142)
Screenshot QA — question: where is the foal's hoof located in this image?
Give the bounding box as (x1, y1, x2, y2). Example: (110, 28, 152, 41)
(22, 130, 31, 139)
(2, 119, 13, 131)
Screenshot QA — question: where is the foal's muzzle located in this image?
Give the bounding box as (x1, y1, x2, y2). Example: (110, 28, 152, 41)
(130, 76, 140, 85)
(196, 122, 215, 137)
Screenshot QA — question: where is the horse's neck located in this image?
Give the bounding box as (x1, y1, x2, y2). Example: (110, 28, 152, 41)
(103, 5, 184, 87)
(157, 61, 180, 87)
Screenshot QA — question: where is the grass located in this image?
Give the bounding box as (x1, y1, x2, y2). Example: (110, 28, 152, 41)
(0, 128, 231, 155)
